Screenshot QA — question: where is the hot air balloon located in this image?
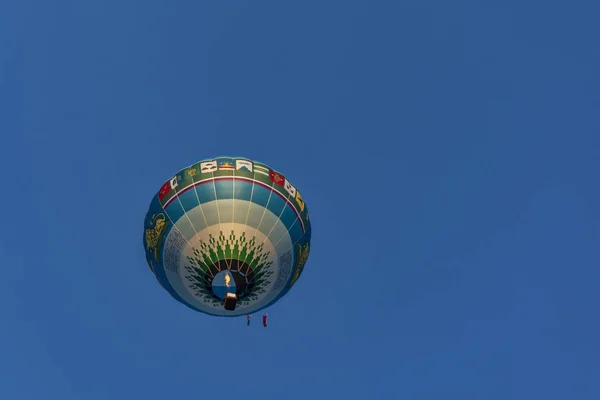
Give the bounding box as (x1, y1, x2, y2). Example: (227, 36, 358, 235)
(143, 157, 311, 317)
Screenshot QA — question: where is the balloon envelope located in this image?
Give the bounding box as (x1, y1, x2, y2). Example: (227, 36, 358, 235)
(143, 157, 311, 316)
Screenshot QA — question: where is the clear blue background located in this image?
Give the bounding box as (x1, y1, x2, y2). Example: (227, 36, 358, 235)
(1, 1, 598, 399)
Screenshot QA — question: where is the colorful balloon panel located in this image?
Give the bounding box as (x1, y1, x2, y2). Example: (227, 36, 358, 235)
(143, 157, 311, 317)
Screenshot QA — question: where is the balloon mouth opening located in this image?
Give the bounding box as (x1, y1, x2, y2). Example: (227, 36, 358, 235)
(209, 262, 254, 300)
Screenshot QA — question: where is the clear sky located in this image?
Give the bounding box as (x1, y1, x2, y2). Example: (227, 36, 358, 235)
(1, 1, 599, 399)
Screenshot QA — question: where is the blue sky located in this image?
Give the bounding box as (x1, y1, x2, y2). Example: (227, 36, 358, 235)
(1, 1, 599, 399)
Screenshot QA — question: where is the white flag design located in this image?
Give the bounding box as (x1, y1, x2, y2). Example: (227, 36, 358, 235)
(284, 179, 296, 197)
(236, 159, 253, 172)
(169, 176, 179, 190)
(254, 164, 269, 176)
(200, 161, 217, 173)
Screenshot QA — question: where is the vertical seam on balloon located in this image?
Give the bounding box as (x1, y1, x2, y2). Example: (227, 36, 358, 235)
(174, 197, 205, 278)
(259, 231, 308, 311)
(209, 167, 223, 249)
(175, 178, 203, 272)
(262, 233, 303, 306)
(273, 217, 310, 291)
(252, 180, 275, 241)
(271, 184, 308, 249)
(281, 229, 309, 288)
(271, 216, 299, 249)
(253, 196, 288, 294)
(159, 192, 196, 288)
(227, 167, 236, 271)
(190, 163, 210, 237)
(190, 168, 215, 279)
(242, 184, 276, 279)
(261, 193, 292, 249)
(244, 184, 276, 285)
(238, 169, 258, 267)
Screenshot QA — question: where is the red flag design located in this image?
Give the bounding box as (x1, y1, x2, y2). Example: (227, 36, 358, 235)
(270, 170, 284, 186)
(158, 182, 171, 200)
